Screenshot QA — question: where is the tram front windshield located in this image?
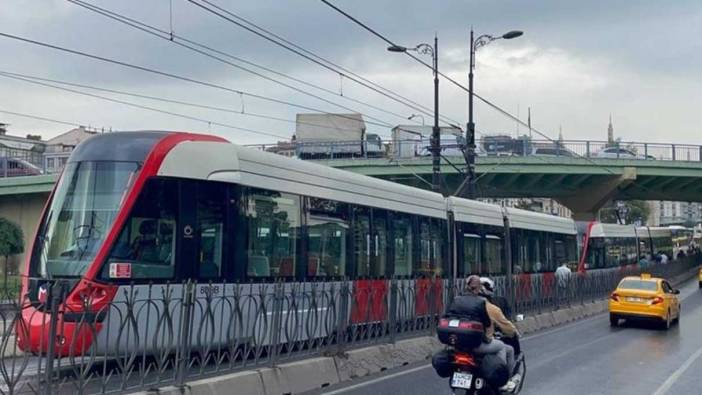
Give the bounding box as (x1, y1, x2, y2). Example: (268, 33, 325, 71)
(32, 161, 139, 278)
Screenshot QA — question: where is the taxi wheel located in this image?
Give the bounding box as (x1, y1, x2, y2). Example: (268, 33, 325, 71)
(609, 314, 619, 327)
(662, 311, 672, 330)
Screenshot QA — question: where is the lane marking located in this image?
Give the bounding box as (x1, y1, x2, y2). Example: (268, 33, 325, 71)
(322, 276, 701, 394)
(322, 364, 431, 394)
(651, 344, 702, 395)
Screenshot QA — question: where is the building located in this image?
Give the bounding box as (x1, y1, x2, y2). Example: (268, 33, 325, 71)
(659, 201, 702, 226)
(43, 127, 97, 173)
(607, 114, 614, 144)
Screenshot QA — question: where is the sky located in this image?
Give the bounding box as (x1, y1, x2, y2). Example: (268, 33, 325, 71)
(0, 0, 700, 145)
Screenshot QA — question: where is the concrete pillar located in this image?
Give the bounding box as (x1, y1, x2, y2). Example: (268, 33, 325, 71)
(557, 167, 637, 221)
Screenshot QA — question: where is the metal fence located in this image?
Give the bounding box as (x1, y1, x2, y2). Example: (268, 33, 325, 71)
(246, 139, 702, 162)
(0, 255, 699, 394)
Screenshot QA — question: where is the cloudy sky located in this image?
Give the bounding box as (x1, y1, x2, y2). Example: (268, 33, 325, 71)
(0, 0, 700, 145)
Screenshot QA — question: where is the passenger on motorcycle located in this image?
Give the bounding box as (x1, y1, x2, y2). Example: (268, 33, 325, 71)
(445, 275, 519, 392)
(479, 277, 521, 356)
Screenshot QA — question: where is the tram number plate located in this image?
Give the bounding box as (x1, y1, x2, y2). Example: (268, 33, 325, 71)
(626, 297, 643, 302)
(451, 372, 473, 389)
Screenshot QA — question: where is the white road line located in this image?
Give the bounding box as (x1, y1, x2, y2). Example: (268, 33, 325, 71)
(322, 364, 431, 394)
(651, 344, 702, 395)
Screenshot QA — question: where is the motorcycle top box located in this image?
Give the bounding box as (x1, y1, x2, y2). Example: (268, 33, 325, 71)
(437, 317, 485, 350)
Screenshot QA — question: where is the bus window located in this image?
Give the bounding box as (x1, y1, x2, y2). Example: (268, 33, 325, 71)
(244, 189, 300, 279)
(197, 182, 225, 279)
(105, 178, 177, 280)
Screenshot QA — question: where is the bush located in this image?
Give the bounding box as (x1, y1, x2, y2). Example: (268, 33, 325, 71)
(0, 218, 24, 284)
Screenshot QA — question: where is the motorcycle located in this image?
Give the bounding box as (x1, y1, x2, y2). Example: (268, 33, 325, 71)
(448, 337, 526, 395)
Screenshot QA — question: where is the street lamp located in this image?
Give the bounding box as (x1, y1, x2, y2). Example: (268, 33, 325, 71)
(461, 29, 523, 199)
(388, 36, 441, 194)
(408, 113, 425, 126)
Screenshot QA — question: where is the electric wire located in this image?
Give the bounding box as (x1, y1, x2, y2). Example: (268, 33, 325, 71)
(0, 32, 396, 131)
(0, 109, 97, 129)
(185, 0, 462, 127)
(67, 0, 409, 131)
(68, 0, 419, 128)
(0, 72, 289, 139)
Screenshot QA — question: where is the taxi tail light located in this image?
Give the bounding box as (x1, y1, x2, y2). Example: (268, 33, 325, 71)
(651, 296, 664, 305)
(610, 293, 620, 302)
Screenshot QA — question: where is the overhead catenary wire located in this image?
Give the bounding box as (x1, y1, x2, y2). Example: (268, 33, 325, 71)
(0, 72, 289, 139)
(319, 0, 556, 142)
(67, 0, 409, 132)
(0, 108, 100, 129)
(0, 69, 380, 135)
(67, 0, 420, 129)
(185, 0, 463, 127)
(0, 32, 401, 132)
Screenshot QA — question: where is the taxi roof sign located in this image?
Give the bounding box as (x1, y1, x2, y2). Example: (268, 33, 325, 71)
(641, 273, 652, 279)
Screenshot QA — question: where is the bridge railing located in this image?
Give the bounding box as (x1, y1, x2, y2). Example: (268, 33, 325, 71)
(246, 138, 702, 163)
(0, 255, 698, 394)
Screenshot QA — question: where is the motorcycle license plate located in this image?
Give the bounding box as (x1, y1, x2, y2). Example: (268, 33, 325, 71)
(451, 372, 473, 389)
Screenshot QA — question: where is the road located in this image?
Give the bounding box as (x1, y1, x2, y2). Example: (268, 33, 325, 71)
(309, 277, 702, 395)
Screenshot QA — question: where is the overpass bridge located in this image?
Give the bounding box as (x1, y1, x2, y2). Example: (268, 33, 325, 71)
(313, 155, 702, 220)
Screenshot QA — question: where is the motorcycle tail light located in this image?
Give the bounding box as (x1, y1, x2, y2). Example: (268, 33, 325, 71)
(453, 352, 477, 368)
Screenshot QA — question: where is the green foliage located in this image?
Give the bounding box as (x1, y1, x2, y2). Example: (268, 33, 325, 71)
(0, 218, 24, 258)
(599, 200, 651, 225)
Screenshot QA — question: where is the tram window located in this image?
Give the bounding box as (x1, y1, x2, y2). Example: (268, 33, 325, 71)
(462, 233, 481, 276)
(353, 207, 371, 278)
(433, 219, 448, 277)
(105, 178, 177, 280)
(392, 215, 413, 277)
(373, 213, 388, 278)
(197, 182, 225, 279)
(485, 235, 504, 275)
(307, 198, 349, 277)
(244, 189, 300, 278)
(417, 219, 432, 277)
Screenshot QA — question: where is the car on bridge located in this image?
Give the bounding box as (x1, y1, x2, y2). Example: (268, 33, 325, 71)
(609, 273, 680, 329)
(595, 147, 656, 160)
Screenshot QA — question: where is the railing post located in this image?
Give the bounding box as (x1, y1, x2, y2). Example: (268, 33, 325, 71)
(644, 143, 648, 159)
(336, 281, 349, 355)
(269, 281, 284, 367)
(699, 145, 702, 162)
(672, 144, 676, 161)
(389, 279, 398, 344)
(175, 281, 194, 388)
(43, 282, 63, 395)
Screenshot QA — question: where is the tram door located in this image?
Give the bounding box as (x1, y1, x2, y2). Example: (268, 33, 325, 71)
(351, 207, 389, 323)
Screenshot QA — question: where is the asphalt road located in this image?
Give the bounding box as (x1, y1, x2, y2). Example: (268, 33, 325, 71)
(309, 277, 702, 395)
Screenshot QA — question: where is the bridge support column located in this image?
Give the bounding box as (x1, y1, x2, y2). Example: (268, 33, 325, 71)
(557, 167, 637, 221)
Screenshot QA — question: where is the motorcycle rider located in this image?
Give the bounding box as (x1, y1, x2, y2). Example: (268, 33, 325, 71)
(445, 275, 518, 392)
(480, 277, 521, 356)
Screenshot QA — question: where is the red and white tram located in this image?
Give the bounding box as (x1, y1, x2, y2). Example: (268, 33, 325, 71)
(18, 131, 584, 355)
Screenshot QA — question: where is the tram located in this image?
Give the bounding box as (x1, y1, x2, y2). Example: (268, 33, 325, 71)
(14, 131, 589, 356)
(577, 222, 674, 271)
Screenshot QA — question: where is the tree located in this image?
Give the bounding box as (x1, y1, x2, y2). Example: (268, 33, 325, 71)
(0, 218, 24, 287)
(599, 200, 651, 225)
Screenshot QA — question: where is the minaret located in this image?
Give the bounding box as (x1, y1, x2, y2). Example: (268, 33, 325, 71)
(607, 114, 614, 144)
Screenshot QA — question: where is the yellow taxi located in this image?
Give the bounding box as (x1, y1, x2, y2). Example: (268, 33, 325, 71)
(698, 268, 702, 288)
(609, 273, 680, 329)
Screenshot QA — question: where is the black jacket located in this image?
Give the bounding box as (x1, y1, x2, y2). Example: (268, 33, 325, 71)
(444, 294, 492, 331)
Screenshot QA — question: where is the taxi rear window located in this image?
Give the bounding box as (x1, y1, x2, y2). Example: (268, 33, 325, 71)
(618, 279, 658, 291)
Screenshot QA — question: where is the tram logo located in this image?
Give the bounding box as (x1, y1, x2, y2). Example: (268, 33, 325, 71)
(183, 225, 194, 239)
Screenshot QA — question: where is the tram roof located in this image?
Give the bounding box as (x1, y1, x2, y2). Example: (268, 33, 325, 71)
(447, 197, 504, 228)
(505, 207, 577, 235)
(158, 138, 448, 219)
(589, 223, 638, 238)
